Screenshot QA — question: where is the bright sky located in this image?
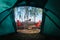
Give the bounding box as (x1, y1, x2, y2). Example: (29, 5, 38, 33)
(14, 6, 43, 22)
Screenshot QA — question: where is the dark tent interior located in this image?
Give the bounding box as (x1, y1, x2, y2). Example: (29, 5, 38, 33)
(0, 0, 60, 40)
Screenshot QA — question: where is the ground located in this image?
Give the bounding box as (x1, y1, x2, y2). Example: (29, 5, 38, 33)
(17, 29, 40, 34)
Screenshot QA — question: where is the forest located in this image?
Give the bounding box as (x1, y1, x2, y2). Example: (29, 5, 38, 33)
(14, 6, 43, 34)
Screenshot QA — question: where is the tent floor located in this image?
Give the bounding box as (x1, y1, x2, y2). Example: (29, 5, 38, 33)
(0, 32, 60, 40)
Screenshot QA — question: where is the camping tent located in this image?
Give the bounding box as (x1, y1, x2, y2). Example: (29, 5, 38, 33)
(0, 0, 60, 37)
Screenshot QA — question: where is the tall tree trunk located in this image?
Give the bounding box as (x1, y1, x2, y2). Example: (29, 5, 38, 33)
(34, 13, 35, 23)
(34, 8, 36, 23)
(25, 7, 28, 29)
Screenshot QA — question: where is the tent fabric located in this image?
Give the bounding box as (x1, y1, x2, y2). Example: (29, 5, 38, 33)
(0, 0, 17, 35)
(0, 0, 17, 13)
(42, 0, 60, 36)
(0, 8, 15, 35)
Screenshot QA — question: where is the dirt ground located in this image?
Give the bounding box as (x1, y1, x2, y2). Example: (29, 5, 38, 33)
(17, 29, 40, 34)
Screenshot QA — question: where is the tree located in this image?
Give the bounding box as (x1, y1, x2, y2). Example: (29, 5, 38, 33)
(30, 7, 37, 23)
